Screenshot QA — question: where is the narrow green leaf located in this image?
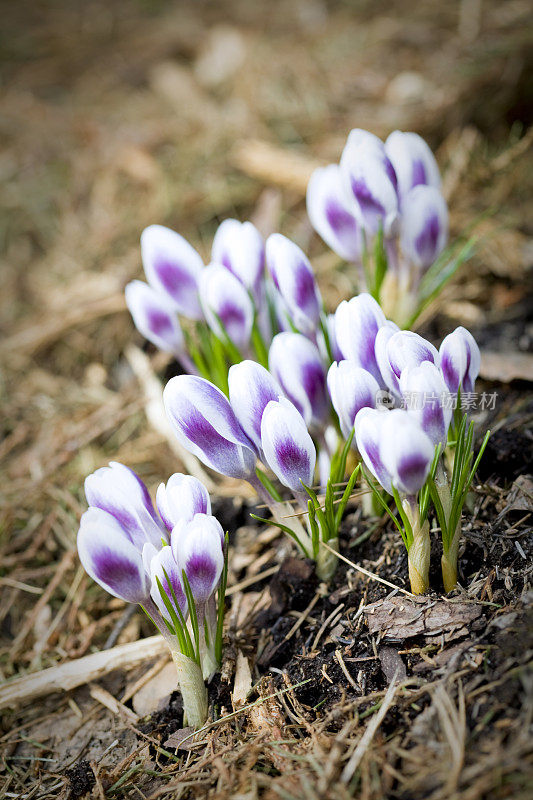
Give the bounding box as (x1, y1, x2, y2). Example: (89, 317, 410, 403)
(181, 571, 201, 666)
(335, 463, 361, 527)
(308, 499, 320, 559)
(250, 514, 309, 558)
(255, 467, 282, 502)
(215, 533, 229, 665)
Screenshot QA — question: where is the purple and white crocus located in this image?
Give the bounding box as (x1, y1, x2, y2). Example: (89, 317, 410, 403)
(261, 397, 316, 497)
(306, 127, 449, 326)
(335, 293, 387, 386)
(211, 218, 265, 298)
(266, 233, 322, 336)
(354, 407, 434, 594)
(163, 375, 258, 480)
(78, 464, 225, 727)
(141, 224, 204, 320)
(268, 332, 329, 431)
(198, 263, 254, 351)
(439, 326, 481, 395)
(125, 280, 188, 365)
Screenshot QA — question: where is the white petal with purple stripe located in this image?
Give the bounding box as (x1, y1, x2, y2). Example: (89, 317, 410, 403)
(228, 360, 282, 454)
(173, 514, 224, 604)
(125, 280, 185, 358)
(211, 219, 264, 295)
(385, 330, 439, 381)
(334, 293, 387, 385)
(327, 361, 380, 439)
(400, 361, 452, 447)
(380, 410, 434, 496)
(149, 544, 187, 620)
(199, 263, 254, 351)
(400, 185, 448, 270)
(261, 398, 316, 493)
(439, 326, 481, 394)
(78, 507, 150, 603)
(156, 473, 211, 531)
(266, 234, 321, 336)
(141, 225, 204, 319)
(385, 131, 441, 200)
(164, 375, 257, 479)
(354, 407, 393, 495)
(269, 332, 329, 429)
(306, 164, 362, 263)
(85, 461, 165, 550)
(340, 131, 399, 236)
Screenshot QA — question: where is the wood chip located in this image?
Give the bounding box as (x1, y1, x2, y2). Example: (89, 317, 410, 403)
(232, 651, 252, 709)
(480, 350, 533, 383)
(364, 597, 484, 642)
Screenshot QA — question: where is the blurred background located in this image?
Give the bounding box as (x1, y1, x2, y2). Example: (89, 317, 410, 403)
(0, 0, 532, 666)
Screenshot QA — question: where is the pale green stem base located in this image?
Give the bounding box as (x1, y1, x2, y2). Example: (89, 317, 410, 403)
(403, 499, 430, 595)
(316, 537, 338, 582)
(435, 464, 461, 593)
(171, 650, 208, 729)
(442, 524, 461, 593)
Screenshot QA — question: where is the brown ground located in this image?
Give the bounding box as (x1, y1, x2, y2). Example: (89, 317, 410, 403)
(1, 1, 532, 798)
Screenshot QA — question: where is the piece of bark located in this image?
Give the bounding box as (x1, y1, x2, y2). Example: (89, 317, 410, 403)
(379, 646, 407, 683)
(364, 597, 483, 642)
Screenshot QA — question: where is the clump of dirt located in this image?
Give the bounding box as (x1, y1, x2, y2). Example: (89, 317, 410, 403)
(64, 761, 95, 800)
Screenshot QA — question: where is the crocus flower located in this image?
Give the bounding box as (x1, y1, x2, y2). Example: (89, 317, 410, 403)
(384, 131, 441, 200)
(269, 332, 329, 429)
(173, 514, 225, 605)
(439, 326, 481, 394)
(211, 219, 265, 296)
(306, 164, 362, 263)
(141, 225, 204, 319)
(354, 408, 393, 495)
(340, 129, 399, 237)
(327, 361, 380, 438)
(400, 185, 448, 271)
(374, 320, 401, 394)
(380, 410, 435, 495)
(164, 375, 257, 479)
(266, 234, 321, 336)
(334, 293, 387, 385)
(378, 330, 439, 391)
(228, 360, 282, 455)
(156, 473, 211, 531)
(261, 398, 316, 493)
(78, 507, 151, 604)
(85, 461, 166, 550)
(125, 280, 185, 359)
(198, 263, 254, 351)
(400, 361, 452, 447)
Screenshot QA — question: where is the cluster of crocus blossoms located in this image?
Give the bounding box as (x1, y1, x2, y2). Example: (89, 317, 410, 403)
(78, 462, 227, 728)
(307, 129, 451, 327)
(162, 287, 484, 593)
(125, 219, 326, 393)
(77, 125, 489, 729)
